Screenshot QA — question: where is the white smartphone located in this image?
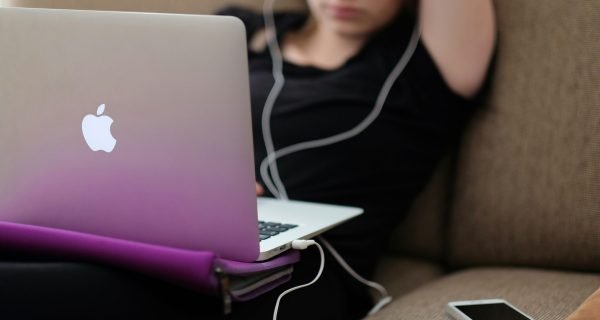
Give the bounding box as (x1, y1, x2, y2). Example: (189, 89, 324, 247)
(446, 299, 534, 320)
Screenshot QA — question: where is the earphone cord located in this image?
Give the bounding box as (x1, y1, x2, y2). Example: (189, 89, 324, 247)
(261, 0, 287, 199)
(260, 1, 421, 199)
(262, 0, 421, 317)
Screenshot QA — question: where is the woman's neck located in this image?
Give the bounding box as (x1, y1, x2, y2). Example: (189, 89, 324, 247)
(282, 18, 368, 70)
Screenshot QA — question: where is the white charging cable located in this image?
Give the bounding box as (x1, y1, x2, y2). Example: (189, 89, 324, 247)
(272, 238, 391, 319)
(273, 239, 324, 320)
(318, 237, 392, 316)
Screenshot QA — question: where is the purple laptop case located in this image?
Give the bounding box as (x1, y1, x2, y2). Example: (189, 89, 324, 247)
(0, 221, 299, 300)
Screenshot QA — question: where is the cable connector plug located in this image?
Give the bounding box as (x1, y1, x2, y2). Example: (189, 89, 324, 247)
(273, 240, 324, 320)
(291, 239, 316, 250)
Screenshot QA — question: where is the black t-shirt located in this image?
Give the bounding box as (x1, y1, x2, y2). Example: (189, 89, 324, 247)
(220, 7, 480, 276)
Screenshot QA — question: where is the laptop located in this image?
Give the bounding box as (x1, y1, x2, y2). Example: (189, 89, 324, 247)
(0, 7, 362, 262)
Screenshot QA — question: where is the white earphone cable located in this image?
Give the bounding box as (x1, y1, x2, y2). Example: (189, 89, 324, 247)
(261, 0, 288, 199)
(260, 3, 421, 199)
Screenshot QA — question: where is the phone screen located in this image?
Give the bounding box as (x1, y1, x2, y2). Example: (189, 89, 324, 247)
(456, 303, 530, 320)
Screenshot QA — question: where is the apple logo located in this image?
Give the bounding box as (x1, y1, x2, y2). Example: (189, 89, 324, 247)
(82, 104, 117, 152)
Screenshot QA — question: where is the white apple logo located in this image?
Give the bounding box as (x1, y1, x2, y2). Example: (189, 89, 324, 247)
(82, 104, 117, 152)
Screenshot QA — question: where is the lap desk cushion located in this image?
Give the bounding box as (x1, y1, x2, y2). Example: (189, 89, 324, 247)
(0, 221, 300, 305)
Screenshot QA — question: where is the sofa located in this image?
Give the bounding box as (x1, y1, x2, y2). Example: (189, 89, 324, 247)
(2, 0, 599, 319)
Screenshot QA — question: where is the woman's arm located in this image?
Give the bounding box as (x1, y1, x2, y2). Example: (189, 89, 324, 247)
(419, 0, 496, 98)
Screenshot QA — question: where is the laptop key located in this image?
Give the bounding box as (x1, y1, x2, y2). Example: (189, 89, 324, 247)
(266, 226, 289, 233)
(260, 230, 279, 236)
(264, 222, 282, 227)
(259, 234, 270, 241)
(257, 221, 297, 238)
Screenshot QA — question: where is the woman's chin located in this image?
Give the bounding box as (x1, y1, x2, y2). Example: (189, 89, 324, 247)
(325, 21, 375, 39)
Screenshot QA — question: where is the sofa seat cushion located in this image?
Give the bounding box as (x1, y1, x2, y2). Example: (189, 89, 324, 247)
(373, 256, 444, 298)
(369, 267, 600, 320)
(567, 287, 600, 320)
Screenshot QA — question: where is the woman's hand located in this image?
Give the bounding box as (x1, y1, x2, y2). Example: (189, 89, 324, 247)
(256, 182, 264, 196)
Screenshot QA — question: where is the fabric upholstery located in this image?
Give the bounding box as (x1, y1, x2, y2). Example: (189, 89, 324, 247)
(369, 268, 600, 320)
(387, 157, 451, 261)
(448, 0, 600, 271)
(567, 287, 600, 320)
(373, 256, 444, 299)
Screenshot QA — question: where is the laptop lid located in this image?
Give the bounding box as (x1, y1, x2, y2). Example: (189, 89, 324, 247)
(0, 8, 261, 262)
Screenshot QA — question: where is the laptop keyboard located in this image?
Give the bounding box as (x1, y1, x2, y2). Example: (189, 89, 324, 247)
(258, 221, 298, 241)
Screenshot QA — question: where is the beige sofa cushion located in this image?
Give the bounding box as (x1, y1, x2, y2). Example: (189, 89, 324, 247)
(567, 287, 600, 320)
(448, 0, 600, 271)
(387, 157, 451, 261)
(373, 256, 444, 299)
(369, 268, 600, 320)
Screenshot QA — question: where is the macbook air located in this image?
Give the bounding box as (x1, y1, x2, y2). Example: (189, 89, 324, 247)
(0, 7, 362, 262)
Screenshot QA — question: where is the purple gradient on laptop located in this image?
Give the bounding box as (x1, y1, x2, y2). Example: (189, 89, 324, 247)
(3, 142, 260, 262)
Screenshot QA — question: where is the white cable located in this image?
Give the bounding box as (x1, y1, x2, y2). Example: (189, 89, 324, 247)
(368, 296, 393, 316)
(318, 237, 392, 316)
(261, 0, 288, 199)
(261, 1, 419, 317)
(273, 240, 324, 320)
(260, 18, 421, 199)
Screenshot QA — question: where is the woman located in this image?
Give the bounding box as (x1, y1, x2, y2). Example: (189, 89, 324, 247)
(221, 0, 496, 318)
